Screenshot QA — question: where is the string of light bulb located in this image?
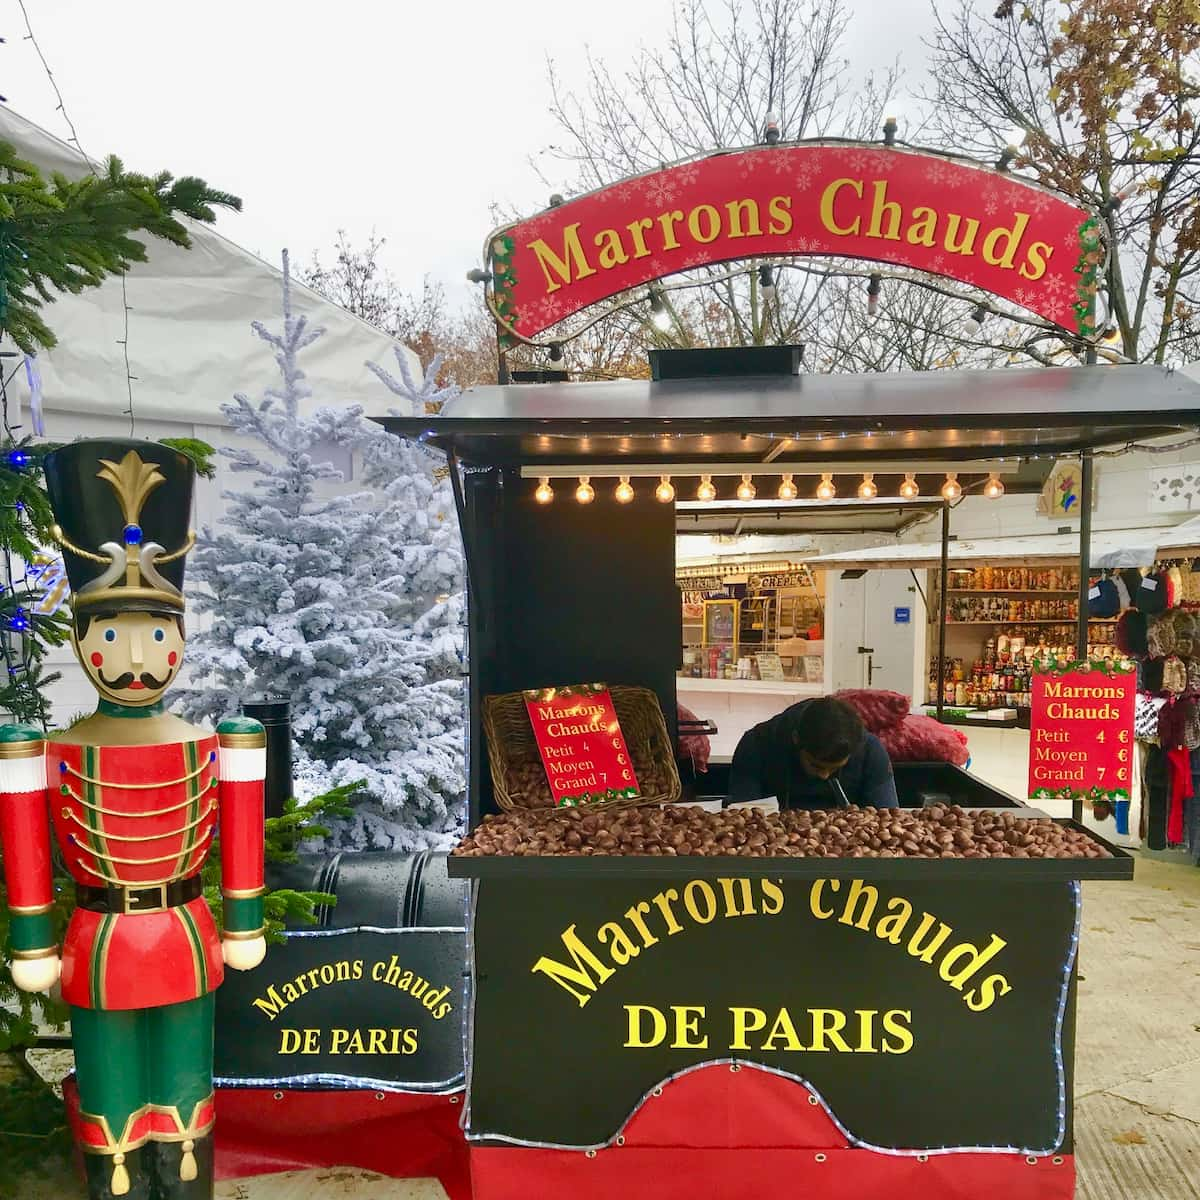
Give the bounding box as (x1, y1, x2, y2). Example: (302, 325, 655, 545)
(530, 470, 1008, 504)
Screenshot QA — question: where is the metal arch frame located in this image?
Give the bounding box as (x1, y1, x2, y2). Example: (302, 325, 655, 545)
(471, 135, 1110, 367)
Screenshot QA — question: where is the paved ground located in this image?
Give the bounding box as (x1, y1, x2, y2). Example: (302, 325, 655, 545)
(4, 854, 1198, 1198)
(1074, 857, 1200, 1199)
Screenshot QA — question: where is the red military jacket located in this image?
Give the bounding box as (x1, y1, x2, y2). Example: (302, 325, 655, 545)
(0, 716, 265, 1010)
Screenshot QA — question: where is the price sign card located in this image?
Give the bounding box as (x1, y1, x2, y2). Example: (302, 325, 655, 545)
(1028, 662, 1136, 804)
(524, 685, 641, 806)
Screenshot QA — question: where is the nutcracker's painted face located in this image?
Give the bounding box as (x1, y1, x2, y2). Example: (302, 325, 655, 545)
(72, 611, 186, 707)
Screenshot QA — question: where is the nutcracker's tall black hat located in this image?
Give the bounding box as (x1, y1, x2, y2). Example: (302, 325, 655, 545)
(42, 439, 196, 617)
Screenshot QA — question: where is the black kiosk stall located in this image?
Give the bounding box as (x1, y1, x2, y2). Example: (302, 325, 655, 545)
(381, 137, 1200, 1200)
(382, 358, 1200, 1200)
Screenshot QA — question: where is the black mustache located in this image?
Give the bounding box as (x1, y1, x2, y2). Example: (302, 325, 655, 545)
(98, 670, 169, 690)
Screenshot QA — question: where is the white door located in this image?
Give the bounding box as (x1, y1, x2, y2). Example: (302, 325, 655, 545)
(830, 569, 925, 701)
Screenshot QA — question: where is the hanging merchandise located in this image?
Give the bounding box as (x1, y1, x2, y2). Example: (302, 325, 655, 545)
(1167, 564, 1184, 607)
(1116, 609, 1149, 658)
(1088, 574, 1121, 617)
(1136, 570, 1169, 614)
(1135, 694, 1164, 743)
(1163, 655, 1188, 694)
(1148, 614, 1179, 660)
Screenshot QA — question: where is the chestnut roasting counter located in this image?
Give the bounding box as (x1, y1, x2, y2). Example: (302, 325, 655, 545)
(379, 363, 1198, 1200)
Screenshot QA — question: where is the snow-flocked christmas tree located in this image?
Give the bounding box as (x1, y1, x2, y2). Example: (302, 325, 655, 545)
(177, 253, 465, 849)
(355, 347, 466, 677)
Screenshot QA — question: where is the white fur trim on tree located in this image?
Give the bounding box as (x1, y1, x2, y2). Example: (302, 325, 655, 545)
(218, 746, 266, 782)
(0, 754, 46, 794)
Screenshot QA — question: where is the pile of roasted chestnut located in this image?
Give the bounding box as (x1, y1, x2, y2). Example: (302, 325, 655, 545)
(453, 802, 1110, 859)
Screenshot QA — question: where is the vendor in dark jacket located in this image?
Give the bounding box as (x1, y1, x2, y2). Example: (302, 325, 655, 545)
(728, 696, 899, 809)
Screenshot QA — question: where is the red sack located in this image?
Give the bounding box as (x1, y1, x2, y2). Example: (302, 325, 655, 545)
(833, 688, 911, 733)
(676, 703, 711, 773)
(876, 714, 969, 767)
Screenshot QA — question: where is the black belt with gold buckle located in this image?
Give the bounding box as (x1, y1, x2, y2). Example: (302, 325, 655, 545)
(75, 876, 203, 915)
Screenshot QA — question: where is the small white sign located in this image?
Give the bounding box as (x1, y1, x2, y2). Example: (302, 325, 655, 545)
(1148, 463, 1200, 512)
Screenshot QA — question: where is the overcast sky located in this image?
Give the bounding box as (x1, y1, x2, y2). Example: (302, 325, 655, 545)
(2, 0, 933, 305)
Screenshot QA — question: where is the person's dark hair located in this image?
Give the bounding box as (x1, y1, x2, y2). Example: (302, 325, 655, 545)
(784, 697, 865, 763)
(76, 612, 185, 639)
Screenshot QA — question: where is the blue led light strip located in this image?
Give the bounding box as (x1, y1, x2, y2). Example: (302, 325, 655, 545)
(213, 1072, 464, 1093)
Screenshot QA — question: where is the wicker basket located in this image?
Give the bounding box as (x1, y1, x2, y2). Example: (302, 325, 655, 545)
(483, 685, 681, 811)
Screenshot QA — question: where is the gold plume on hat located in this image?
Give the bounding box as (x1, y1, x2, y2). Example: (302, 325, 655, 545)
(97, 451, 167, 527)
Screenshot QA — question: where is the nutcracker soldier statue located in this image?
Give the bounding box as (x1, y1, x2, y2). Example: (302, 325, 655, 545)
(0, 439, 267, 1200)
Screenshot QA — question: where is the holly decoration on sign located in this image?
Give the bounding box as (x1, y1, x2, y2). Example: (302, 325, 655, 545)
(1031, 784, 1130, 802)
(1032, 656, 1136, 676)
(557, 786, 640, 808)
(1072, 216, 1103, 337)
(489, 234, 521, 349)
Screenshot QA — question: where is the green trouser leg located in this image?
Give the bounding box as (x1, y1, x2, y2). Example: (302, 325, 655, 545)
(146, 994, 216, 1199)
(70, 1005, 152, 1200)
(71, 996, 216, 1199)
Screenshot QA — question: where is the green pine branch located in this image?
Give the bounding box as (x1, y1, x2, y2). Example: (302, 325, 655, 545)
(0, 141, 242, 353)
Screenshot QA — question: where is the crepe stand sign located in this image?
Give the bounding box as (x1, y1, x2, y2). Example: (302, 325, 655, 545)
(524, 684, 641, 806)
(1028, 659, 1136, 805)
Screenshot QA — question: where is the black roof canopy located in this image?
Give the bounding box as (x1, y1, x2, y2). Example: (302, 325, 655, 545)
(379, 364, 1200, 469)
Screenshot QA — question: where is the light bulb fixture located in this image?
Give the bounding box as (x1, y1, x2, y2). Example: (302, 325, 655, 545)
(882, 115, 898, 146)
(764, 111, 781, 144)
(778, 473, 799, 500)
(995, 126, 1026, 172)
(867, 274, 882, 318)
(758, 264, 777, 301)
(941, 472, 962, 501)
(1101, 325, 1120, 345)
(1004, 124, 1027, 152)
(963, 303, 989, 335)
(736, 473, 757, 501)
(816, 473, 836, 501)
(614, 476, 635, 504)
(648, 289, 672, 332)
(575, 475, 595, 504)
(899, 472, 920, 499)
(534, 477, 554, 504)
(857, 472, 878, 500)
(696, 475, 717, 502)
(655, 475, 676, 503)
(983, 474, 1006, 499)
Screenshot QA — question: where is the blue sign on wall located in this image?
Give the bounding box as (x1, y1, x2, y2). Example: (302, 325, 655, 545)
(894, 606, 912, 625)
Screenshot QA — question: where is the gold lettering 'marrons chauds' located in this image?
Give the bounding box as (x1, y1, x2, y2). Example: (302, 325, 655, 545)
(531, 878, 1012, 1014)
(527, 178, 1055, 299)
(251, 955, 455, 1022)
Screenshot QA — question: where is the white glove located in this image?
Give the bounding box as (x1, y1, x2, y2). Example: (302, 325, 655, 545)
(12, 954, 61, 993)
(222, 935, 266, 971)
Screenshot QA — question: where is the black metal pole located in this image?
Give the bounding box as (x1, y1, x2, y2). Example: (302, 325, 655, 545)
(1073, 450, 1094, 824)
(496, 321, 510, 385)
(446, 451, 479, 617)
(240, 697, 293, 821)
(936, 500, 950, 723)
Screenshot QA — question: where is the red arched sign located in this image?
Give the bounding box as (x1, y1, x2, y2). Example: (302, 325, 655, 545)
(487, 145, 1099, 341)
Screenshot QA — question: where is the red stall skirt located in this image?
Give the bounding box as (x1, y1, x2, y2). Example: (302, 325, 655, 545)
(469, 1064, 1076, 1200)
(66, 1067, 1074, 1200)
(63, 1077, 472, 1200)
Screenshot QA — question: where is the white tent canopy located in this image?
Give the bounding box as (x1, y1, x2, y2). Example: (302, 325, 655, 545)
(0, 104, 420, 425)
